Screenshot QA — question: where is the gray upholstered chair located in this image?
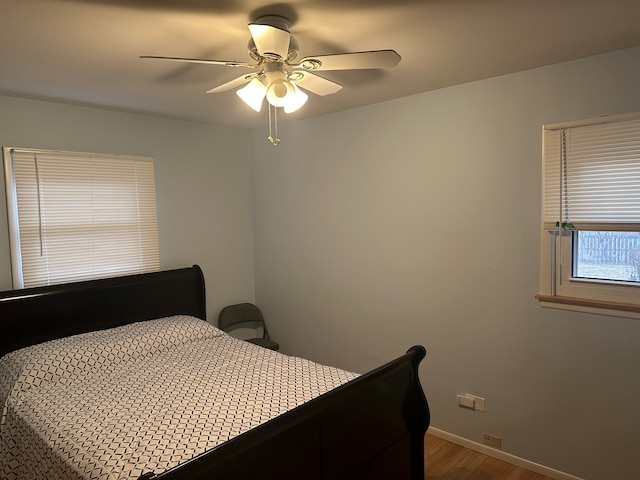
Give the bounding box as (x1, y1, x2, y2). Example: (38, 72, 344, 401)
(217, 303, 279, 351)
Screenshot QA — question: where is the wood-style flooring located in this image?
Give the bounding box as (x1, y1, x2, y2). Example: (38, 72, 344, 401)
(424, 434, 556, 480)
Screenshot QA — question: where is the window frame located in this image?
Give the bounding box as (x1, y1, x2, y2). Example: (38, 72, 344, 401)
(537, 113, 640, 319)
(3, 146, 160, 289)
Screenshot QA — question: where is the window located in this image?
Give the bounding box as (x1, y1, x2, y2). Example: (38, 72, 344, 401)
(3, 147, 160, 288)
(537, 113, 640, 318)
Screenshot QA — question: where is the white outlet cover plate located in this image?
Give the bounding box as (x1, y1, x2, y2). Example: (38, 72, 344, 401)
(467, 394, 485, 412)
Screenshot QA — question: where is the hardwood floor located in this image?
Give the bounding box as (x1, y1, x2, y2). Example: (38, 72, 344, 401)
(424, 434, 556, 480)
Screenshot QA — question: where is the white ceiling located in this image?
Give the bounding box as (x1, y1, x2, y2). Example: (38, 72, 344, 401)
(2, 0, 640, 130)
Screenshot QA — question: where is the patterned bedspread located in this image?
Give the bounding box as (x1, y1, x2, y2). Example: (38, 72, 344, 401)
(0, 316, 357, 479)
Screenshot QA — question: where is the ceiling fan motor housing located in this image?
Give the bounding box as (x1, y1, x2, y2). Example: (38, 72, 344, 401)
(253, 15, 291, 30)
(248, 15, 298, 62)
(248, 36, 298, 63)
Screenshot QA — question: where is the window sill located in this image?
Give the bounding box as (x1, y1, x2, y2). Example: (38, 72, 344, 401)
(535, 294, 640, 320)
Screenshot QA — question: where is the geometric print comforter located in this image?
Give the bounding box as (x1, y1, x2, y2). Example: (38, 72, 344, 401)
(0, 315, 358, 480)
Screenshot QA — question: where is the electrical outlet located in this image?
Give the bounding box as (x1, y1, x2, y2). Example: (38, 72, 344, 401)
(483, 433, 502, 449)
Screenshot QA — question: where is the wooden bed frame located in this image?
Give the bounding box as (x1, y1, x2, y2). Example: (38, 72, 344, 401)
(0, 265, 430, 480)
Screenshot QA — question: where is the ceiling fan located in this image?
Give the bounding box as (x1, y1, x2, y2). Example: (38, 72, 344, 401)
(141, 15, 401, 144)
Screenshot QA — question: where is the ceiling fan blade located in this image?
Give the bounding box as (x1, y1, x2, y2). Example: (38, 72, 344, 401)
(291, 72, 342, 96)
(293, 50, 401, 71)
(140, 55, 255, 68)
(248, 23, 290, 59)
(206, 74, 256, 94)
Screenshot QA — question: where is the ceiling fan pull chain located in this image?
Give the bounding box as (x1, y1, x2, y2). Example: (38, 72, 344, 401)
(268, 104, 280, 145)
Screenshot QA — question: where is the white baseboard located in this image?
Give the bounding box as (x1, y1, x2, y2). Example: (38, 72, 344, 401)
(427, 427, 584, 480)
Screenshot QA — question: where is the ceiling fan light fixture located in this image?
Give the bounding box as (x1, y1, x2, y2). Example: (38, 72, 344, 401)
(283, 84, 308, 113)
(236, 77, 267, 112)
(265, 71, 294, 107)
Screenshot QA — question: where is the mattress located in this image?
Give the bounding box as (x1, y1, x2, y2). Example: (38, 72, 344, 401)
(0, 316, 358, 479)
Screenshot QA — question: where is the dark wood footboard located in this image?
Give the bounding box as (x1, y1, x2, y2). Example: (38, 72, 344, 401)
(154, 345, 429, 480)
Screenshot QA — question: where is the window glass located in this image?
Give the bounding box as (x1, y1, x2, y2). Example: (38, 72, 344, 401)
(574, 231, 640, 283)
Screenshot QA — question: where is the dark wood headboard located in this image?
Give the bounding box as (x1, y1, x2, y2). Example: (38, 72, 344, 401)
(0, 265, 206, 357)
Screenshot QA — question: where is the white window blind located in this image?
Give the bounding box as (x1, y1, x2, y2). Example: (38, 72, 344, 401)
(4, 147, 160, 288)
(543, 114, 640, 232)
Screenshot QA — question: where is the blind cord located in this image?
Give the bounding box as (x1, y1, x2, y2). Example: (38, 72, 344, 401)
(34, 153, 44, 257)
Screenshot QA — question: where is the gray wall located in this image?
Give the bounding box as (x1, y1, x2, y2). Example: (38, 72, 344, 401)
(0, 95, 256, 319)
(250, 47, 640, 479)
